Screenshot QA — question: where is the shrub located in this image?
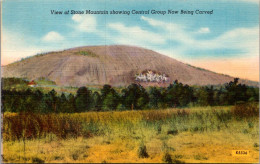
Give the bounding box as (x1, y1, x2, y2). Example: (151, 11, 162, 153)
(174, 154, 184, 159)
(248, 122, 254, 128)
(194, 154, 208, 160)
(31, 157, 44, 163)
(138, 143, 149, 158)
(77, 50, 97, 57)
(254, 143, 259, 147)
(81, 122, 99, 138)
(71, 150, 80, 160)
(167, 129, 178, 135)
(172, 158, 185, 163)
(231, 102, 259, 118)
(162, 152, 172, 163)
(156, 124, 162, 134)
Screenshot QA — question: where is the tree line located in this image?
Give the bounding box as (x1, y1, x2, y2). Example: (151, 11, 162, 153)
(2, 78, 259, 113)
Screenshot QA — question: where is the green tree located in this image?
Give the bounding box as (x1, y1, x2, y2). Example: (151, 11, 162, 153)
(165, 80, 193, 107)
(195, 87, 209, 106)
(75, 87, 92, 112)
(100, 85, 120, 111)
(245, 87, 259, 102)
(67, 93, 76, 113)
(102, 92, 119, 110)
(101, 85, 114, 100)
(225, 78, 248, 104)
(213, 87, 227, 105)
(148, 87, 162, 109)
(92, 91, 102, 111)
(57, 93, 68, 113)
(45, 89, 58, 113)
(122, 83, 149, 110)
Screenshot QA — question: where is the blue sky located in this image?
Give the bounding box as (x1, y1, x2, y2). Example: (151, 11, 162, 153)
(2, 0, 259, 81)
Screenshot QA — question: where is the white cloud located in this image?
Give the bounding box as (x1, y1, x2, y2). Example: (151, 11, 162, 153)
(42, 31, 64, 42)
(195, 27, 259, 54)
(141, 16, 258, 57)
(72, 15, 97, 33)
(141, 16, 193, 44)
(197, 27, 210, 33)
(108, 23, 166, 46)
(141, 16, 184, 32)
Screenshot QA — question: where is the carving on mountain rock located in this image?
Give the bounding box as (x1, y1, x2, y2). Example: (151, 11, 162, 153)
(135, 70, 169, 83)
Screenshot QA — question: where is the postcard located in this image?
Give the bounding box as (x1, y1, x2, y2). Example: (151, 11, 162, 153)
(1, 0, 259, 163)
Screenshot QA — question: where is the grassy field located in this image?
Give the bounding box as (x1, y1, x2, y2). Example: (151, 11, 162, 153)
(2, 106, 259, 163)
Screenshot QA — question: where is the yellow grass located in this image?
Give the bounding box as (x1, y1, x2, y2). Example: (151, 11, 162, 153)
(2, 106, 259, 163)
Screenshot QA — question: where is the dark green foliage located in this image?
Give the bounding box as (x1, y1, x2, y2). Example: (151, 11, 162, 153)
(101, 85, 120, 110)
(214, 87, 226, 106)
(2, 89, 46, 113)
(101, 85, 114, 100)
(246, 87, 259, 102)
(225, 78, 248, 104)
(148, 87, 163, 109)
(2, 77, 28, 87)
(165, 80, 194, 107)
(75, 87, 92, 112)
(45, 89, 58, 113)
(194, 78, 258, 106)
(116, 103, 127, 111)
(195, 86, 215, 106)
(91, 91, 102, 111)
(1, 78, 259, 113)
(66, 94, 76, 113)
(122, 83, 149, 110)
(102, 93, 117, 110)
(57, 93, 76, 113)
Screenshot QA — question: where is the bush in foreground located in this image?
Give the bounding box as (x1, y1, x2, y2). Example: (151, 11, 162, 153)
(231, 102, 259, 118)
(138, 142, 149, 158)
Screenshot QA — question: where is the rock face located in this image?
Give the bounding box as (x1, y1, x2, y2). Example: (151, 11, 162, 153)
(2, 45, 258, 87)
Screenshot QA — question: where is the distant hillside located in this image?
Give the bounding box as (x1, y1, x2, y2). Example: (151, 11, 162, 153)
(2, 45, 258, 87)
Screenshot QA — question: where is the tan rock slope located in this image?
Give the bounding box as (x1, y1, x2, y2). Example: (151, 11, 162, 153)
(2, 45, 258, 87)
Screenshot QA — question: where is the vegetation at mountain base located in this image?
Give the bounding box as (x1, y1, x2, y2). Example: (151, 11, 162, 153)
(2, 78, 259, 113)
